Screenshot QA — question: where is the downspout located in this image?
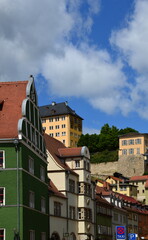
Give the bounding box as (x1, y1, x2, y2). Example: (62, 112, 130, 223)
(14, 139, 20, 239)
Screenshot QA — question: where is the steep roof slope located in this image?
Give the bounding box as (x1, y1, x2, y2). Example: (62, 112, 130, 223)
(39, 102, 83, 119)
(0, 81, 28, 138)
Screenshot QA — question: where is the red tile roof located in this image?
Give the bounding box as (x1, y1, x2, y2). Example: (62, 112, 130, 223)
(58, 147, 82, 157)
(0, 81, 28, 138)
(130, 175, 148, 181)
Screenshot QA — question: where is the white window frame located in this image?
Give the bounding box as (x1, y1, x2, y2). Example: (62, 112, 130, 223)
(29, 157, 34, 175)
(0, 150, 5, 168)
(49, 133, 54, 137)
(40, 166, 45, 182)
(55, 132, 60, 137)
(0, 228, 5, 240)
(29, 191, 35, 208)
(62, 124, 66, 128)
(29, 230, 35, 240)
(49, 126, 53, 130)
(0, 187, 5, 206)
(62, 132, 66, 136)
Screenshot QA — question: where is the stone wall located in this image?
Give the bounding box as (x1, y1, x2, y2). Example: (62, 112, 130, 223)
(91, 155, 146, 178)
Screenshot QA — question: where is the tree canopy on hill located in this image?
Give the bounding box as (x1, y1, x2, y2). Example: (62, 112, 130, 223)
(77, 123, 138, 153)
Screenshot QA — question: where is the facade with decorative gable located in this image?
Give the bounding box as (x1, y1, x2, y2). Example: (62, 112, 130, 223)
(45, 134, 95, 240)
(0, 78, 48, 240)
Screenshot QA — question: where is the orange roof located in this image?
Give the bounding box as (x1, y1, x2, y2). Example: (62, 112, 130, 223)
(58, 147, 82, 157)
(130, 175, 148, 181)
(0, 81, 28, 138)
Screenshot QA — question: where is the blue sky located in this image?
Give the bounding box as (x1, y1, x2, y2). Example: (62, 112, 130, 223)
(1, 0, 148, 134)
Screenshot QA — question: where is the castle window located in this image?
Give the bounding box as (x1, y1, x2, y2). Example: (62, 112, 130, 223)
(122, 149, 127, 155)
(129, 139, 134, 145)
(122, 140, 127, 145)
(129, 148, 134, 154)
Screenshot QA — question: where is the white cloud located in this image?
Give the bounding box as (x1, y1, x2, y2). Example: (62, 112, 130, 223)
(110, 0, 148, 118)
(1, 0, 148, 120)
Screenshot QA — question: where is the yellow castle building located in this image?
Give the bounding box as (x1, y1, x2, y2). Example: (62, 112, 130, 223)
(39, 101, 83, 147)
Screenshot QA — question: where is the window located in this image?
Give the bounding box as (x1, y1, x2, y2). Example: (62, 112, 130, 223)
(62, 140, 65, 144)
(55, 117, 59, 121)
(137, 148, 140, 154)
(41, 232, 46, 240)
(55, 125, 60, 129)
(69, 206, 75, 219)
(42, 119, 46, 123)
(84, 208, 92, 221)
(62, 132, 66, 136)
(122, 149, 127, 155)
(69, 179, 75, 193)
(49, 118, 53, 122)
(0, 151, 5, 168)
(75, 160, 80, 168)
(78, 208, 82, 219)
(62, 124, 66, 128)
(122, 140, 127, 145)
(49, 126, 53, 130)
(29, 191, 35, 208)
(129, 139, 134, 145)
(135, 138, 141, 144)
(61, 116, 65, 121)
(29, 230, 35, 240)
(55, 132, 60, 137)
(41, 197, 46, 213)
(129, 148, 134, 154)
(54, 202, 61, 216)
(0, 188, 5, 205)
(49, 133, 54, 137)
(40, 166, 45, 182)
(29, 157, 34, 174)
(0, 229, 5, 240)
(114, 213, 118, 221)
(42, 127, 46, 130)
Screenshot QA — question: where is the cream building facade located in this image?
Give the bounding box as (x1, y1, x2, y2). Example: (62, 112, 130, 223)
(44, 134, 95, 240)
(119, 132, 148, 157)
(39, 102, 83, 147)
(129, 175, 148, 204)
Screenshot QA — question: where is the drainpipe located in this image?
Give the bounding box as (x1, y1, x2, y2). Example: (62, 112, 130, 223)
(14, 139, 20, 240)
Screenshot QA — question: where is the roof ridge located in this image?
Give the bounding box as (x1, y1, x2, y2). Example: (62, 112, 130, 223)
(0, 81, 28, 84)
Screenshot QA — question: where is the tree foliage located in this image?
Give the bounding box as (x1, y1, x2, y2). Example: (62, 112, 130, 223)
(77, 124, 138, 163)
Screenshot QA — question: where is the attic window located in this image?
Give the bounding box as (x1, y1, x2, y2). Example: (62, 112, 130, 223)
(0, 100, 4, 111)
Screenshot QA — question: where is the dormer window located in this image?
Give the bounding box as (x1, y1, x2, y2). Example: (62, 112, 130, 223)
(0, 100, 4, 111)
(75, 160, 80, 168)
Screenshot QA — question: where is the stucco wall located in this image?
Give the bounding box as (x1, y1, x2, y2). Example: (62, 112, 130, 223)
(91, 155, 145, 178)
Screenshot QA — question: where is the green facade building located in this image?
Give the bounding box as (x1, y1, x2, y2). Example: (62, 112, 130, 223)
(0, 77, 48, 240)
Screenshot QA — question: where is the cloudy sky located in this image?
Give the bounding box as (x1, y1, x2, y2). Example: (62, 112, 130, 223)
(1, 0, 148, 133)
